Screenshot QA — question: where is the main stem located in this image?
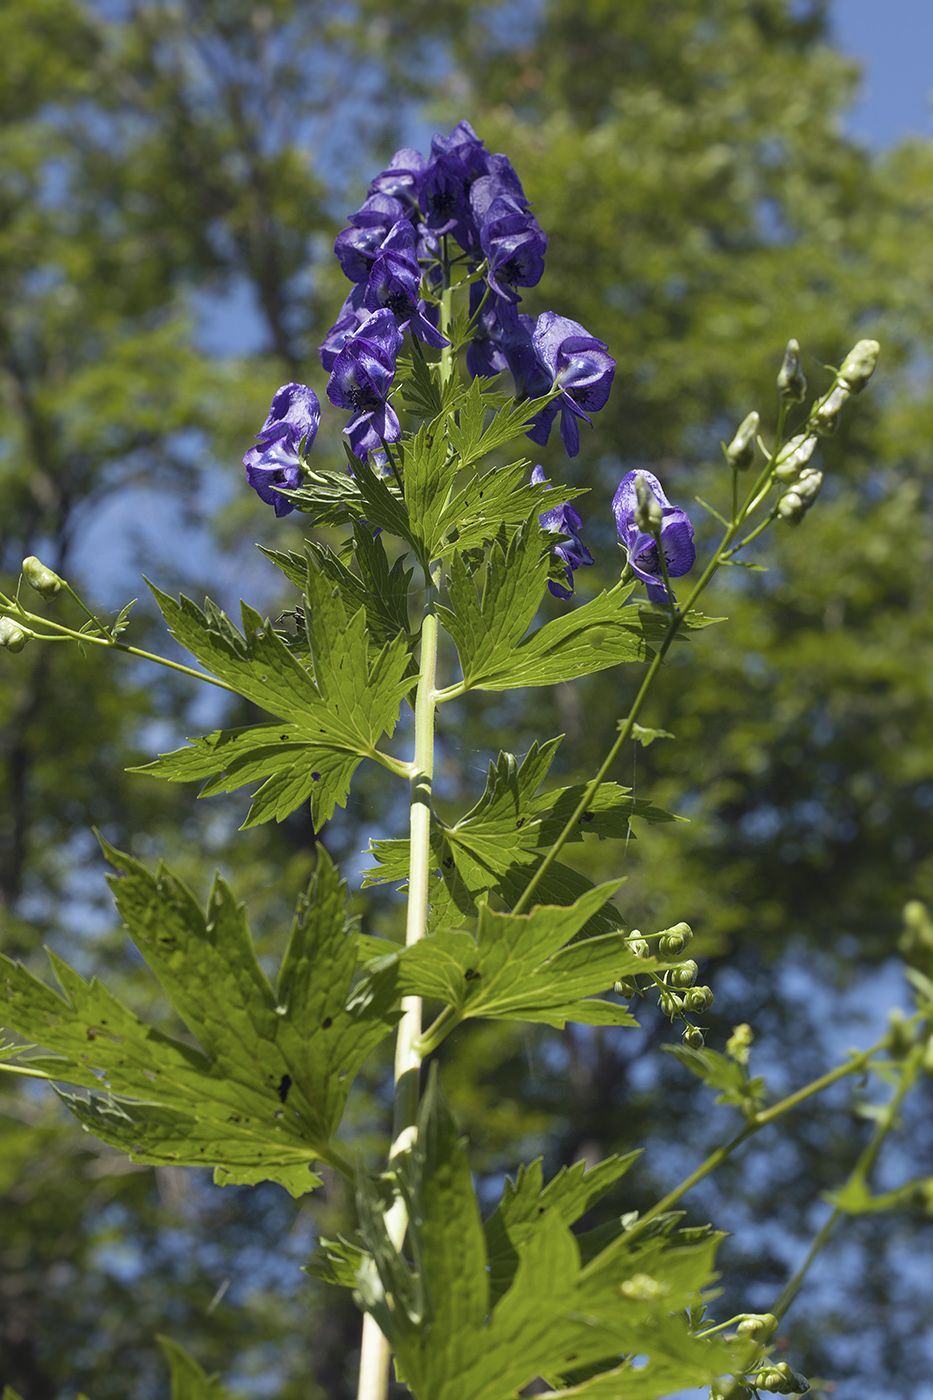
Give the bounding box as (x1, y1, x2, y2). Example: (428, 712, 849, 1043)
(356, 287, 453, 1400)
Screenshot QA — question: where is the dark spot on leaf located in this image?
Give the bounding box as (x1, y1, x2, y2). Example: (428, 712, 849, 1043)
(465, 968, 480, 981)
(321, 1017, 333, 1030)
(277, 1073, 292, 1103)
(86, 1028, 98, 1040)
(443, 857, 454, 869)
(582, 812, 594, 822)
(273, 1109, 284, 1119)
(516, 817, 525, 828)
(280, 734, 289, 741)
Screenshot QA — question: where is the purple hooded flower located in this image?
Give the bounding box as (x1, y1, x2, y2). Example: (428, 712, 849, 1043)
(419, 120, 490, 252)
(612, 469, 696, 605)
(318, 283, 369, 371)
(363, 220, 448, 347)
(531, 312, 615, 457)
(466, 285, 521, 379)
(368, 148, 427, 207)
(334, 194, 411, 283)
(243, 382, 320, 517)
(327, 309, 403, 459)
(479, 194, 548, 303)
(469, 155, 529, 223)
(531, 465, 593, 599)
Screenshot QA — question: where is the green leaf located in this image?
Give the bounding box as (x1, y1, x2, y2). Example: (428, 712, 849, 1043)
(390, 884, 650, 1028)
(825, 1176, 926, 1215)
(484, 1153, 641, 1303)
(159, 1337, 234, 1400)
(135, 569, 412, 828)
(447, 390, 558, 470)
(356, 1071, 736, 1400)
(631, 724, 675, 747)
(664, 1044, 767, 1118)
(365, 741, 678, 944)
(0, 847, 397, 1192)
(439, 529, 655, 693)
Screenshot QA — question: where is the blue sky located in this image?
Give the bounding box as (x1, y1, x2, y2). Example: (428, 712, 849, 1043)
(832, 0, 933, 146)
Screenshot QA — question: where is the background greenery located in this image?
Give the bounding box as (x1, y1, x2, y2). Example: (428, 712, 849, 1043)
(1, 1, 931, 1396)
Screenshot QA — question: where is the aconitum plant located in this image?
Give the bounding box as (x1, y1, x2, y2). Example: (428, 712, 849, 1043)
(2, 122, 930, 1400)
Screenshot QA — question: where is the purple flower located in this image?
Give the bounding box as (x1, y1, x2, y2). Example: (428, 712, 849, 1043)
(466, 285, 520, 379)
(318, 283, 369, 371)
(419, 120, 490, 252)
(612, 470, 696, 605)
(243, 383, 320, 517)
(531, 312, 615, 457)
(479, 195, 548, 303)
(368, 147, 427, 207)
(334, 194, 411, 283)
(327, 309, 403, 460)
(469, 156, 529, 223)
(531, 466, 593, 599)
(363, 220, 448, 348)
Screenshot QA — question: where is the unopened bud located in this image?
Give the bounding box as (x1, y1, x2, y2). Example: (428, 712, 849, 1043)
(838, 338, 880, 394)
(899, 900, 933, 976)
(755, 1362, 809, 1394)
(726, 1023, 754, 1065)
(682, 1025, 705, 1050)
(22, 556, 62, 599)
(670, 959, 698, 988)
(885, 1009, 915, 1058)
(777, 468, 822, 524)
(811, 383, 850, 436)
(659, 990, 683, 1018)
(737, 1312, 778, 1340)
(684, 984, 714, 1012)
(725, 412, 760, 471)
(627, 931, 650, 959)
(777, 339, 807, 402)
(658, 921, 693, 955)
(634, 474, 663, 535)
(0, 617, 29, 653)
(614, 978, 638, 998)
(774, 434, 818, 483)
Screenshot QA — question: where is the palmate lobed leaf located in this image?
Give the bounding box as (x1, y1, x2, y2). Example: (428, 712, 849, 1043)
(438, 526, 655, 694)
(366, 883, 660, 1030)
(356, 1073, 737, 1400)
(0, 846, 398, 1195)
(134, 566, 412, 828)
(364, 739, 678, 947)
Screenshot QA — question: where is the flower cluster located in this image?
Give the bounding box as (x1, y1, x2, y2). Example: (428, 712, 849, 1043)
(321, 120, 614, 461)
(243, 121, 616, 521)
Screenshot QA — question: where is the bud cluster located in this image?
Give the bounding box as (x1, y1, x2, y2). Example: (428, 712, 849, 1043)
(754, 1362, 810, 1394)
(614, 921, 714, 1047)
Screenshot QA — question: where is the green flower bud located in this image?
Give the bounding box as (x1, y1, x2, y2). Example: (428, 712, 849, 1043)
(684, 984, 714, 1012)
(754, 1362, 809, 1394)
(659, 989, 684, 1018)
(627, 931, 651, 959)
(811, 383, 850, 436)
(899, 900, 933, 976)
(725, 412, 760, 471)
(614, 978, 638, 998)
(737, 1312, 778, 1339)
(634, 473, 663, 534)
(777, 468, 822, 524)
(838, 338, 880, 394)
(777, 338, 807, 402)
(774, 433, 818, 483)
(726, 1022, 754, 1064)
(658, 921, 693, 955)
(22, 555, 63, 599)
(682, 1025, 705, 1050)
(670, 959, 698, 988)
(0, 617, 29, 653)
(885, 1008, 915, 1058)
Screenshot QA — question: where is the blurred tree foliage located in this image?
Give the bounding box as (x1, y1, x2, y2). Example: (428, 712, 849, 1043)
(1, 0, 932, 1397)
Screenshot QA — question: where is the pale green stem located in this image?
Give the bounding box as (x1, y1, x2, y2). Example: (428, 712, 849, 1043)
(356, 286, 453, 1400)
